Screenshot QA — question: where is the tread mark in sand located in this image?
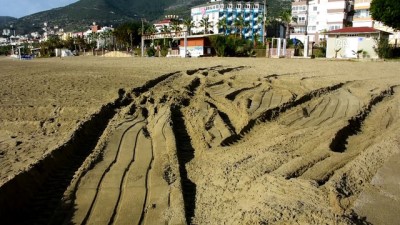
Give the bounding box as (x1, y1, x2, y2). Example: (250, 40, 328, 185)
(329, 87, 395, 153)
(82, 120, 145, 225)
(220, 83, 346, 146)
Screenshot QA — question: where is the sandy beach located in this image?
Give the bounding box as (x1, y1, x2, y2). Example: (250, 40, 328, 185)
(0, 56, 399, 224)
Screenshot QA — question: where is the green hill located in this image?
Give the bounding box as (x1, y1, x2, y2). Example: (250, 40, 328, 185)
(0, 16, 17, 29)
(7, 0, 289, 33)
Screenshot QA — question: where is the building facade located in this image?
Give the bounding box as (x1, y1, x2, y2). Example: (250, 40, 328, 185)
(290, 0, 354, 44)
(191, 0, 265, 40)
(353, 0, 399, 45)
(326, 26, 390, 59)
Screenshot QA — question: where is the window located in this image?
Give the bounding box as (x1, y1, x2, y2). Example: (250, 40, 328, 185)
(298, 16, 306, 23)
(297, 27, 306, 33)
(329, 25, 341, 31)
(313, 6, 317, 11)
(354, 9, 370, 18)
(308, 26, 316, 31)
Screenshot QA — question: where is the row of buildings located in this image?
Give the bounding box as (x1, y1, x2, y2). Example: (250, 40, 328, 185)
(184, 0, 398, 45)
(1, 22, 115, 52)
(290, 0, 399, 45)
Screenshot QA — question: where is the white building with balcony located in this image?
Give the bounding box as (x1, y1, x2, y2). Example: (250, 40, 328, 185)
(290, 0, 354, 44)
(191, 0, 266, 40)
(353, 0, 399, 46)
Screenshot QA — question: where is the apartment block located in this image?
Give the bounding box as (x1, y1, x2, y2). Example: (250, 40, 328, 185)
(353, 0, 399, 45)
(290, 0, 354, 44)
(353, 0, 373, 27)
(191, 0, 265, 40)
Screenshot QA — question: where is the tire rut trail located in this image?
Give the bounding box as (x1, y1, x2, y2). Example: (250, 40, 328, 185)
(4, 63, 399, 225)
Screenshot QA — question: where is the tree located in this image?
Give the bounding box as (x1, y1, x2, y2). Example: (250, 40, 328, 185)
(127, 28, 133, 51)
(233, 16, 248, 39)
(280, 10, 296, 39)
(370, 0, 400, 30)
(146, 25, 157, 34)
(171, 21, 182, 34)
(183, 18, 194, 35)
(102, 29, 114, 50)
(258, 15, 274, 42)
(200, 17, 211, 34)
(113, 21, 142, 51)
(217, 18, 228, 35)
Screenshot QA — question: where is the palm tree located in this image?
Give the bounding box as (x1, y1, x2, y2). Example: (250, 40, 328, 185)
(279, 10, 297, 39)
(233, 16, 246, 39)
(161, 25, 171, 45)
(126, 27, 133, 52)
(86, 32, 98, 55)
(102, 29, 113, 50)
(97, 32, 105, 55)
(217, 18, 228, 35)
(200, 17, 211, 34)
(258, 15, 273, 43)
(183, 18, 194, 35)
(146, 25, 157, 35)
(171, 21, 182, 35)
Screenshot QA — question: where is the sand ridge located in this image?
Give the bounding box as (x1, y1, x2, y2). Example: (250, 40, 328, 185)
(0, 57, 399, 224)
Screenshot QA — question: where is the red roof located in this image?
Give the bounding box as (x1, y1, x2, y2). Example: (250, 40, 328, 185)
(327, 27, 391, 34)
(154, 19, 172, 25)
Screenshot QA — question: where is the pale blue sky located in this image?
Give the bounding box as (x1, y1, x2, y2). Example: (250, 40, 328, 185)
(0, 0, 78, 18)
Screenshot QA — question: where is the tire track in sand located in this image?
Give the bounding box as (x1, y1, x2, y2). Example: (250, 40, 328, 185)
(72, 118, 146, 225)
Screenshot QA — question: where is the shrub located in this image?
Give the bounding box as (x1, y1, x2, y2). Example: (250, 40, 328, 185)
(374, 38, 392, 59)
(147, 47, 156, 57)
(209, 35, 254, 57)
(160, 46, 169, 57)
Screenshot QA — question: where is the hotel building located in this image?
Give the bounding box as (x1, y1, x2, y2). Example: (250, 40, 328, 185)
(191, 0, 266, 40)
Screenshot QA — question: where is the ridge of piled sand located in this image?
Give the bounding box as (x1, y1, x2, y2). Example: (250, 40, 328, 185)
(0, 56, 399, 224)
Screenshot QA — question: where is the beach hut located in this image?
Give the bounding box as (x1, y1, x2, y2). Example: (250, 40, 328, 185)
(178, 34, 214, 57)
(326, 27, 391, 59)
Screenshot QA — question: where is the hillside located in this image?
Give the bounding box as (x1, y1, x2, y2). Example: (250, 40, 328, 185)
(0, 16, 17, 30)
(8, 0, 289, 33)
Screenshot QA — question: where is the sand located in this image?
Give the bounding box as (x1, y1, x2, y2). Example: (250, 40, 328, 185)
(0, 56, 399, 224)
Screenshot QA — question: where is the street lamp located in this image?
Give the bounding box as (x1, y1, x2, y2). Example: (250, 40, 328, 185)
(141, 18, 146, 57)
(262, 0, 266, 45)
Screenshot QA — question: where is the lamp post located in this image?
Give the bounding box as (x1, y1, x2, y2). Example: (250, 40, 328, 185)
(262, 0, 266, 45)
(141, 18, 145, 57)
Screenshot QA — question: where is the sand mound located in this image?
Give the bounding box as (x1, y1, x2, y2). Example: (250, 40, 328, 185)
(103, 51, 132, 57)
(0, 57, 399, 224)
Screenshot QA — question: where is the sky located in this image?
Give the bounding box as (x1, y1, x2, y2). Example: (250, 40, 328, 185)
(0, 0, 78, 18)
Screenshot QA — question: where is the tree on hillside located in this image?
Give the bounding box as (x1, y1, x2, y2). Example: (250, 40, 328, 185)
(370, 0, 400, 30)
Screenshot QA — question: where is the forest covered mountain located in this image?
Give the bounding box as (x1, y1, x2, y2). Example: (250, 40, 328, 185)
(0, 16, 17, 30)
(3, 0, 289, 33)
